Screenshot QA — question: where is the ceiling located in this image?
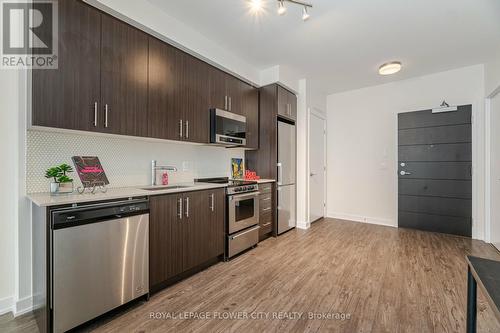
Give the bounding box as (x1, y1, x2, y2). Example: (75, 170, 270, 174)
(148, 0, 500, 94)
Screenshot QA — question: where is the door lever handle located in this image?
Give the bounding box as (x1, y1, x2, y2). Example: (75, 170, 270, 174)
(400, 171, 412, 176)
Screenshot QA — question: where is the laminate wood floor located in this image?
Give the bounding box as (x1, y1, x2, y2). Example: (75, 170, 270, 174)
(3, 218, 500, 333)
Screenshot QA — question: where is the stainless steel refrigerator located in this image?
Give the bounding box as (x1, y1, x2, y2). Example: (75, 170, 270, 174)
(277, 120, 296, 234)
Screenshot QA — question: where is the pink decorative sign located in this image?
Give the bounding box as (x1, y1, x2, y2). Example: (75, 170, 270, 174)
(72, 156, 109, 187)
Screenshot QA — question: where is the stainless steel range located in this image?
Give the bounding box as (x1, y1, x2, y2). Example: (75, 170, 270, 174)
(196, 177, 260, 259)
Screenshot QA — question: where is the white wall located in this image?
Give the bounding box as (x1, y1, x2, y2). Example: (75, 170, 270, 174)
(0, 70, 19, 315)
(296, 79, 327, 228)
(326, 65, 486, 239)
(485, 55, 500, 97)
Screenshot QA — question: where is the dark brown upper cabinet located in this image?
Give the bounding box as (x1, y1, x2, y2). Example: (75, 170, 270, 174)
(208, 67, 259, 148)
(277, 85, 297, 121)
(208, 67, 228, 111)
(100, 14, 149, 137)
(32, 0, 101, 131)
(148, 37, 182, 141)
(241, 81, 259, 149)
(208, 67, 254, 116)
(32, 0, 259, 147)
(148, 38, 210, 143)
(180, 54, 210, 143)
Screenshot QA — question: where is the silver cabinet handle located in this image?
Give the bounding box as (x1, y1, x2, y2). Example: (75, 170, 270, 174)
(262, 197, 271, 202)
(104, 104, 109, 128)
(93, 102, 98, 127)
(224, 96, 228, 110)
(178, 198, 183, 220)
(400, 171, 412, 176)
(262, 207, 272, 212)
(185, 197, 190, 218)
(229, 96, 232, 111)
(230, 226, 260, 239)
(179, 119, 183, 138)
(185, 121, 189, 139)
(210, 193, 215, 212)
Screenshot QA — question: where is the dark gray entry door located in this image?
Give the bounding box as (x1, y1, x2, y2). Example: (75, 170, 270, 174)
(398, 105, 472, 237)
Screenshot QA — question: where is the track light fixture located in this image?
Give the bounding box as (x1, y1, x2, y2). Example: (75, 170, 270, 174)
(302, 6, 310, 21)
(278, 0, 287, 15)
(276, 0, 312, 20)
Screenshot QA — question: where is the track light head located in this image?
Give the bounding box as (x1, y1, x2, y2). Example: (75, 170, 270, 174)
(302, 6, 310, 21)
(278, 0, 287, 15)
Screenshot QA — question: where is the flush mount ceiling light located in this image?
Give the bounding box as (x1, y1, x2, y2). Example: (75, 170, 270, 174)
(249, 0, 264, 13)
(276, 0, 312, 20)
(378, 61, 402, 75)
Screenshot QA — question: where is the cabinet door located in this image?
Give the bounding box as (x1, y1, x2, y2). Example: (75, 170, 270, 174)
(203, 189, 225, 261)
(32, 0, 101, 131)
(209, 67, 227, 110)
(277, 85, 289, 118)
(241, 82, 259, 149)
(149, 194, 183, 287)
(181, 54, 210, 143)
(100, 15, 148, 137)
(288, 91, 297, 121)
(183, 192, 202, 270)
(183, 189, 225, 270)
(226, 76, 243, 115)
(211, 189, 225, 258)
(148, 37, 183, 141)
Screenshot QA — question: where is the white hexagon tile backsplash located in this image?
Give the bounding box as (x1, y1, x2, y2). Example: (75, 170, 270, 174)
(26, 130, 244, 193)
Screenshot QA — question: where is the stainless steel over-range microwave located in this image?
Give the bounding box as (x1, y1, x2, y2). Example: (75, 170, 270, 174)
(210, 109, 246, 146)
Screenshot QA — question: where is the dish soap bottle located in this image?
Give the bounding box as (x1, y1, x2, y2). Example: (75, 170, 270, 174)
(162, 171, 169, 186)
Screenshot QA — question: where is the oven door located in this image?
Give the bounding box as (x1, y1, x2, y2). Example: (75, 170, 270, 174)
(228, 191, 260, 234)
(210, 109, 247, 145)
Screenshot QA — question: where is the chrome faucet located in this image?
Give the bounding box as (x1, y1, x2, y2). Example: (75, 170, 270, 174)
(151, 160, 178, 186)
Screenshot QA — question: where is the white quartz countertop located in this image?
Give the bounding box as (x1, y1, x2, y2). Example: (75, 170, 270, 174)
(27, 182, 228, 207)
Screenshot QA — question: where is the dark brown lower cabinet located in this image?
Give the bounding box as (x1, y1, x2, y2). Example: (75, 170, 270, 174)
(149, 189, 225, 291)
(258, 182, 275, 240)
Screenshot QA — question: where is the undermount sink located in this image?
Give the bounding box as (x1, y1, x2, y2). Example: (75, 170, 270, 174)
(140, 185, 192, 191)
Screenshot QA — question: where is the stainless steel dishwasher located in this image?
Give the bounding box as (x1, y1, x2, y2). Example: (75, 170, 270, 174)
(51, 198, 149, 333)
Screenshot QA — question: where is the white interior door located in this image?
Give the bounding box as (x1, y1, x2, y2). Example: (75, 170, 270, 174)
(309, 112, 326, 222)
(490, 93, 500, 250)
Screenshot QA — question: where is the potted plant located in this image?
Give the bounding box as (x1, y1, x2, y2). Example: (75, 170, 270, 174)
(45, 163, 75, 195)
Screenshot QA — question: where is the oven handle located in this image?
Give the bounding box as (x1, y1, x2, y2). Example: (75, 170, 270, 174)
(229, 192, 261, 201)
(230, 225, 260, 239)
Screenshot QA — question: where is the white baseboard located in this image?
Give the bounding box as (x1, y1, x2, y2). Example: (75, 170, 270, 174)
(14, 296, 33, 317)
(296, 220, 311, 230)
(327, 212, 396, 228)
(0, 296, 14, 316)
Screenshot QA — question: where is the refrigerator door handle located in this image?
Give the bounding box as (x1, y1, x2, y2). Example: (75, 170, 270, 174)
(277, 163, 283, 185)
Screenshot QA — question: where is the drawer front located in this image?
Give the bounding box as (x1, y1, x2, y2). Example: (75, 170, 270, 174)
(259, 212, 273, 235)
(260, 204, 273, 215)
(260, 194, 272, 212)
(227, 225, 260, 258)
(259, 183, 273, 194)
